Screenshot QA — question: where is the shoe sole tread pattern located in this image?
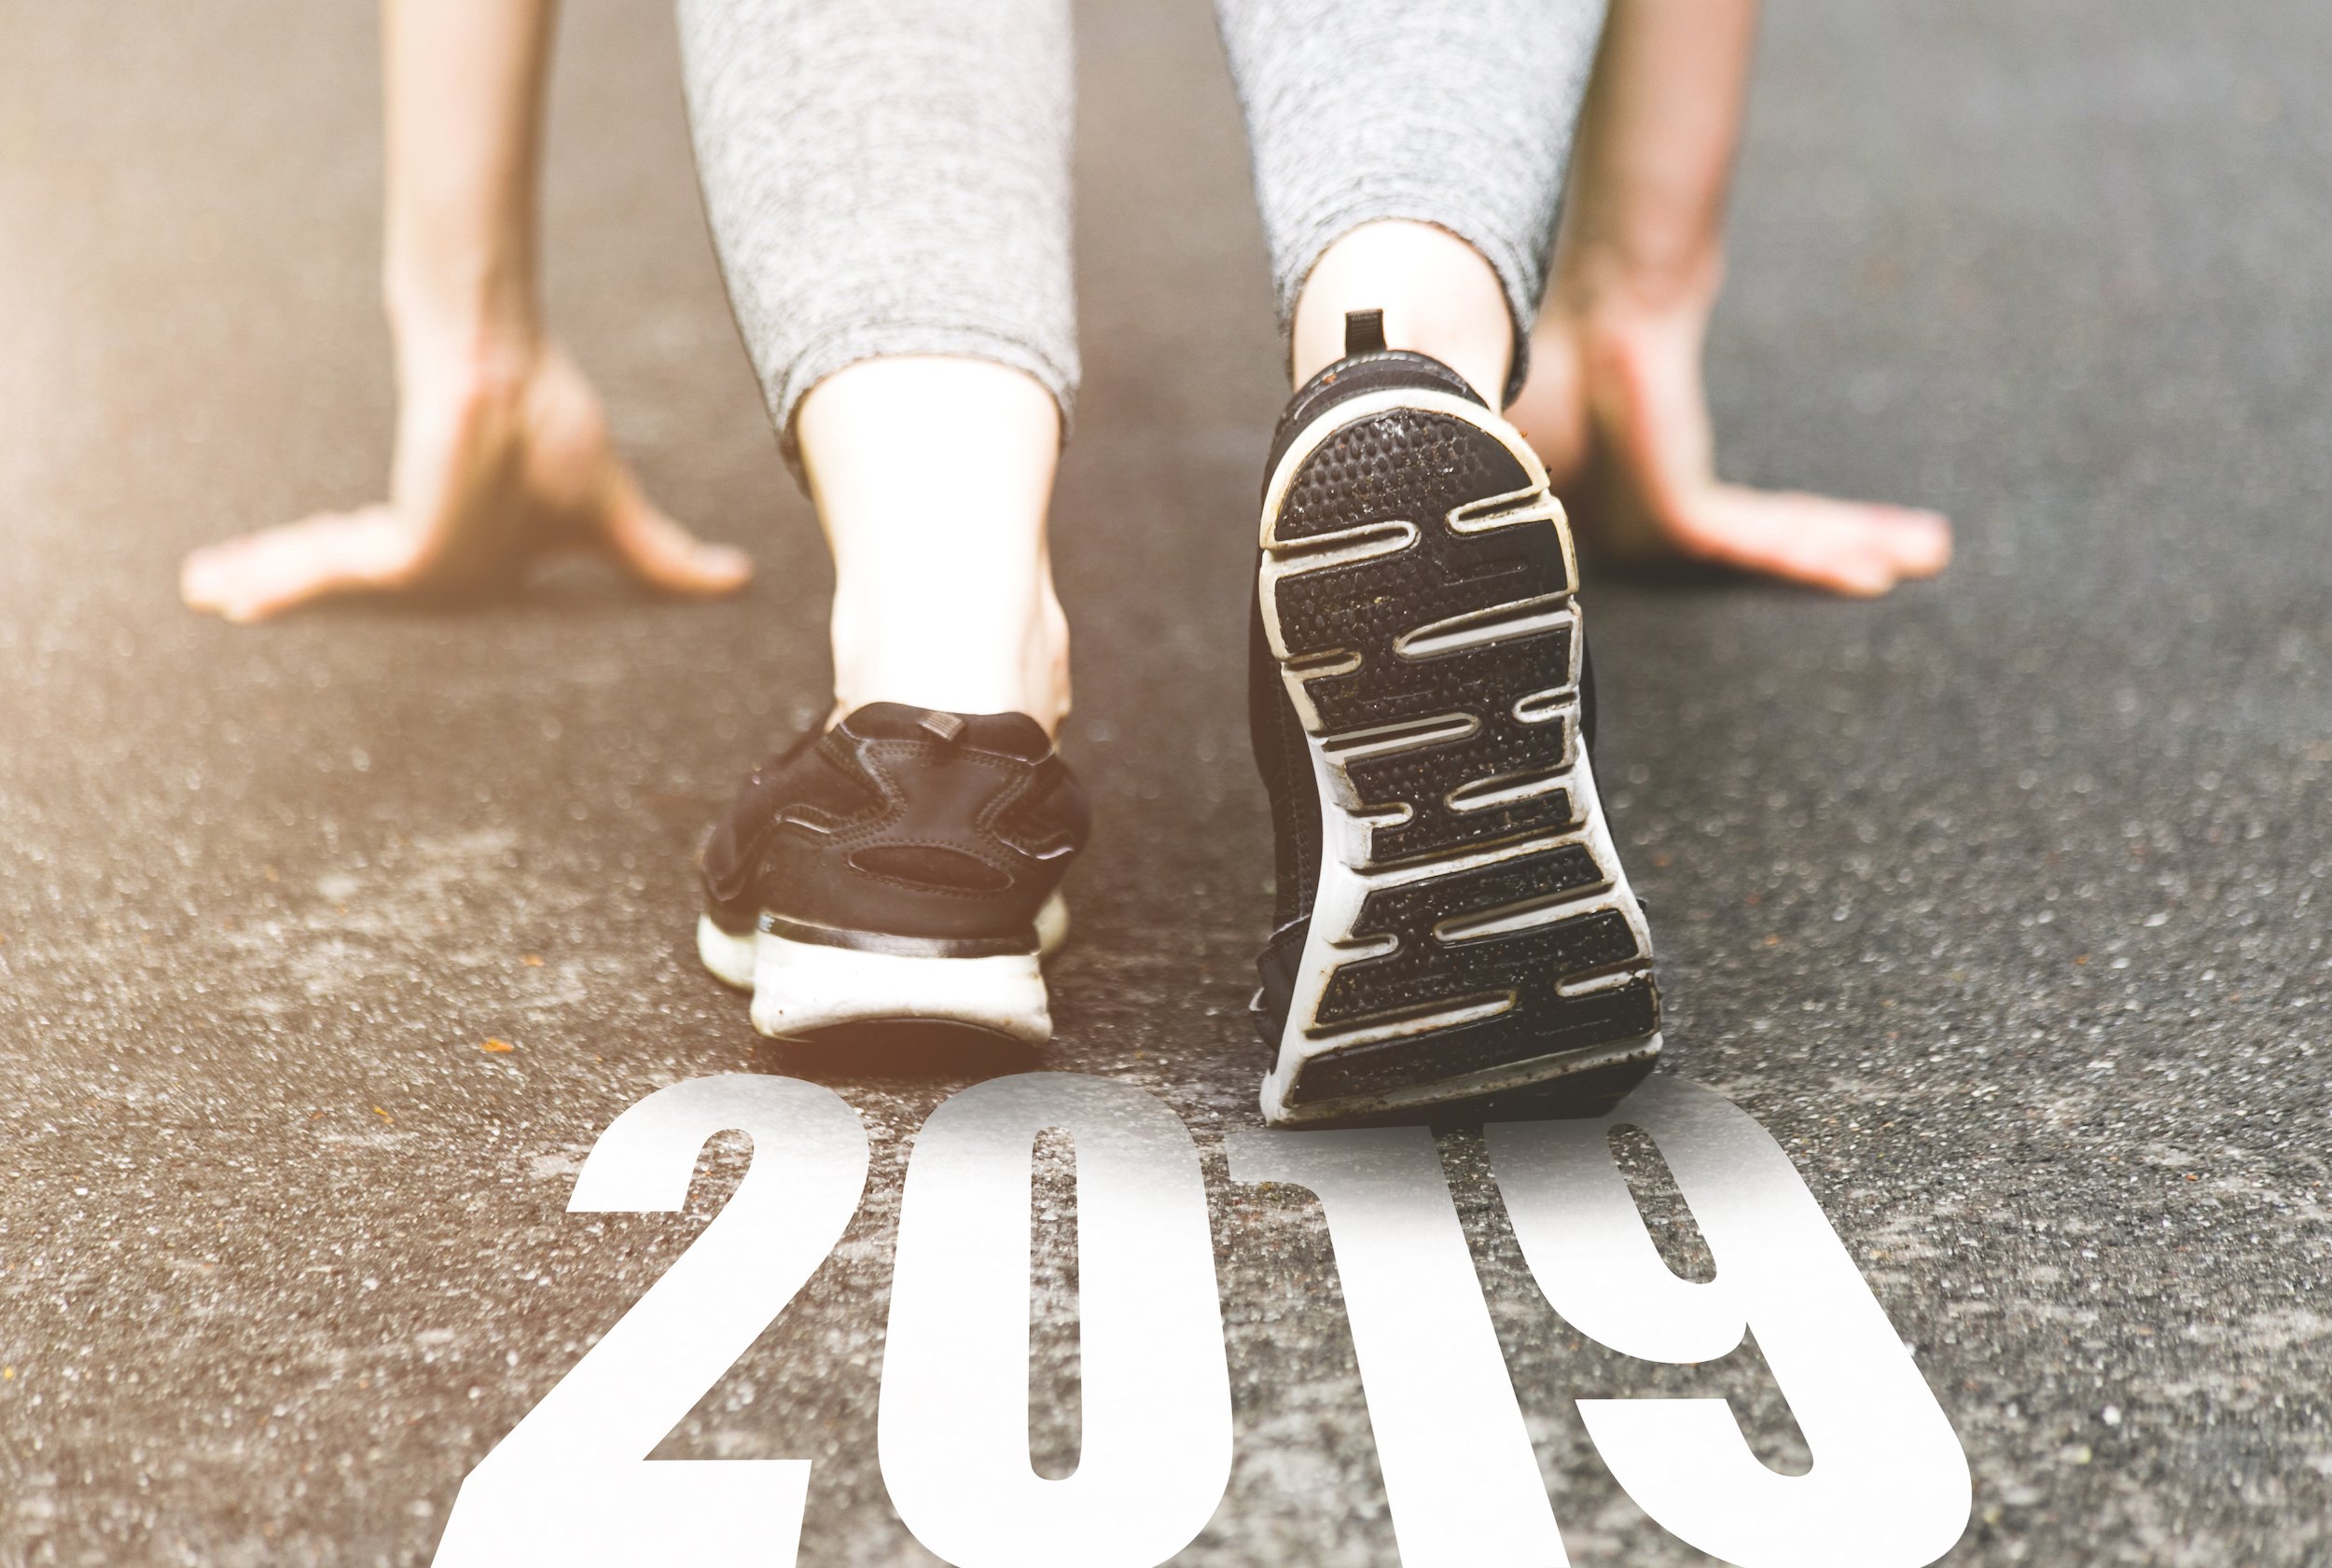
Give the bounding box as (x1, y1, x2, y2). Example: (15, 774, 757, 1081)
(1257, 389, 1660, 1124)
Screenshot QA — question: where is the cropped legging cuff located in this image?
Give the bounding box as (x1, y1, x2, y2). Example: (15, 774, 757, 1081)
(678, 0, 1605, 483)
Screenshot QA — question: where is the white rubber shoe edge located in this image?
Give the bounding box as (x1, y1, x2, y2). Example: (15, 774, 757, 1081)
(696, 890, 1068, 1047)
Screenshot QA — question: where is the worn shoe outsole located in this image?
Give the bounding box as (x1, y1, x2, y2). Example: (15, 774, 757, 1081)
(1256, 384, 1661, 1125)
(698, 891, 1070, 1046)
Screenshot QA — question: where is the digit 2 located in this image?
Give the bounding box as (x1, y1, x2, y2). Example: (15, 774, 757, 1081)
(431, 1074, 868, 1568)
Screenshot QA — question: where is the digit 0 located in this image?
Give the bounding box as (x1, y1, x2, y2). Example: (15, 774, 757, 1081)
(880, 1074, 1232, 1568)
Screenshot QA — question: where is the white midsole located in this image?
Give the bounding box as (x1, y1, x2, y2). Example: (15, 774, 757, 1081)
(696, 890, 1066, 1047)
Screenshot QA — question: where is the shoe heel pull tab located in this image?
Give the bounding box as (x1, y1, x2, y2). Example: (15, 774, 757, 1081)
(1343, 309, 1386, 357)
(917, 710, 966, 744)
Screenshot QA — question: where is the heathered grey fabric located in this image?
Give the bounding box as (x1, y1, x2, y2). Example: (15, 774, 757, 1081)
(677, 0, 1603, 466)
(676, 0, 1080, 472)
(1214, 0, 1609, 406)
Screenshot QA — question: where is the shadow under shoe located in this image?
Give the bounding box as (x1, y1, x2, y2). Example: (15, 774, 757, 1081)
(754, 1020, 1046, 1089)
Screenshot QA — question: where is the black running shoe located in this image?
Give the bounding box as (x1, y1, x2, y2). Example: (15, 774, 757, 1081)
(1247, 310, 1661, 1125)
(696, 703, 1089, 1044)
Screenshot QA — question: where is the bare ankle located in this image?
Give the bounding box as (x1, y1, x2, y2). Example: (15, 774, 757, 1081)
(831, 635, 1070, 735)
(1293, 220, 1514, 402)
(804, 357, 1069, 730)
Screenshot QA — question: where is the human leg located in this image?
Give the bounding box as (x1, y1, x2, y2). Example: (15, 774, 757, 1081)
(1217, 0, 1605, 405)
(1290, 219, 1515, 414)
(1508, 0, 1951, 595)
(798, 360, 1071, 731)
(677, 0, 1078, 733)
(678, 0, 1087, 1040)
(1221, 0, 1662, 1124)
(180, 0, 748, 623)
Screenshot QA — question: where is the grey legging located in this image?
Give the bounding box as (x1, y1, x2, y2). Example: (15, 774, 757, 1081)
(676, 0, 1605, 470)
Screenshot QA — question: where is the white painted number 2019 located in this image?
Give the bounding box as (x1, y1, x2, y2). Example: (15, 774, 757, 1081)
(432, 1073, 1969, 1568)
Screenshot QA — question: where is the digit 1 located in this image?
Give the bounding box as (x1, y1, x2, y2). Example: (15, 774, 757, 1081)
(1226, 1127, 1571, 1568)
(432, 1075, 869, 1568)
(1486, 1076, 1972, 1568)
(879, 1074, 1231, 1568)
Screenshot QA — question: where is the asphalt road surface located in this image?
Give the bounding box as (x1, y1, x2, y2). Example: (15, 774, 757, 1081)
(2, 2, 2328, 1565)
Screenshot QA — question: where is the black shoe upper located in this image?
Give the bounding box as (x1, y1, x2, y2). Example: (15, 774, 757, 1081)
(701, 703, 1089, 957)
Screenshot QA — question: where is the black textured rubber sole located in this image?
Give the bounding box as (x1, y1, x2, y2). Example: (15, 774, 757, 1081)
(1256, 387, 1660, 1124)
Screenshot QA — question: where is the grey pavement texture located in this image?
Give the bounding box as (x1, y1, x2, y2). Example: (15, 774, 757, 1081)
(0, 1, 2328, 1564)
